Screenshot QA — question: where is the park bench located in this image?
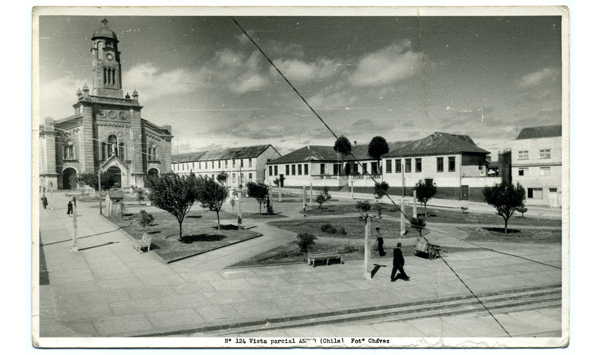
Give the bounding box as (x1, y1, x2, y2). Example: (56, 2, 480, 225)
(307, 251, 343, 267)
(133, 233, 152, 253)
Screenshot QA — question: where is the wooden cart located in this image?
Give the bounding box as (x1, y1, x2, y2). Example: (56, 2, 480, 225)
(414, 236, 442, 260)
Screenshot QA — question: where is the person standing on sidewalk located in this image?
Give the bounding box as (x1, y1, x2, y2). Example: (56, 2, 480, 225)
(391, 242, 410, 282)
(67, 200, 73, 217)
(375, 227, 386, 256)
(41, 196, 48, 209)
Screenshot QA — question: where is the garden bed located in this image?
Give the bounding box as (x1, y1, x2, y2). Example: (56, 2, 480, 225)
(268, 217, 427, 239)
(107, 210, 262, 263)
(463, 227, 561, 244)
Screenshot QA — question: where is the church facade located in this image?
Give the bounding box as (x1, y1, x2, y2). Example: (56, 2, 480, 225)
(39, 19, 173, 190)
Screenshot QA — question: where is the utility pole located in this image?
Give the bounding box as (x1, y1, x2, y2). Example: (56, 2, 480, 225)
(400, 198, 406, 235)
(302, 185, 306, 211)
(350, 180, 354, 200)
(98, 170, 102, 215)
(413, 190, 417, 219)
(309, 183, 313, 207)
(278, 178, 282, 202)
(71, 198, 78, 252)
(364, 216, 372, 280)
(237, 194, 243, 229)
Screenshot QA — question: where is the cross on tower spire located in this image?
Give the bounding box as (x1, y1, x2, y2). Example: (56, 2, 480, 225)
(101, 18, 108, 27)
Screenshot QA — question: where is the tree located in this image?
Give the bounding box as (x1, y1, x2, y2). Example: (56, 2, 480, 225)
(137, 210, 154, 231)
(196, 175, 229, 230)
(77, 171, 118, 196)
(315, 195, 326, 210)
(144, 173, 197, 241)
(355, 200, 371, 218)
(410, 217, 427, 237)
(297, 233, 317, 253)
(367, 136, 389, 175)
(273, 178, 280, 186)
(516, 204, 528, 217)
(374, 181, 390, 201)
(482, 182, 526, 234)
(246, 181, 269, 214)
(217, 172, 228, 184)
(333, 135, 352, 176)
(136, 187, 145, 205)
(415, 179, 437, 217)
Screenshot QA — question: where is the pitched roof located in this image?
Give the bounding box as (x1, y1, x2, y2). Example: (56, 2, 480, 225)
(172, 144, 276, 163)
(268, 132, 489, 164)
(385, 132, 489, 157)
(516, 124, 562, 140)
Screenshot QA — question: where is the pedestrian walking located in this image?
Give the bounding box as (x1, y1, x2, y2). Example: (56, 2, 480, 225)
(377, 206, 382, 219)
(67, 200, 73, 217)
(375, 227, 386, 256)
(303, 203, 307, 217)
(391, 242, 410, 282)
(41, 196, 48, 209)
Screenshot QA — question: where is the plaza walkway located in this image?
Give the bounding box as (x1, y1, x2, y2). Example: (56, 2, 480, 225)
(36, 192, 564, 339)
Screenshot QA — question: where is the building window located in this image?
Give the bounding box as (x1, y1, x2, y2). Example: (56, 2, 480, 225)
(385, 160, 392, 174)
(416, 158, 422, 173)
(437, 157, 444, 172)
(269, 166, 273, 176)
(371, 162, 378, 175)
(249, 173, 253, 181)
(518, 168, 529, 176)
(64, 142, 75, 160)
(225, 160, 228, 168)
(286, 165, 290, 175)
(274, 166, 278, 175)
(528, 188, 543, 199)
(549, 188, 558, 192)
(540, 149, 551, 159)
(233, 160, 236, 168)
(353, 163, 359, 174)
(334, 164, 341, 175)
(405, 159, 412, 173)
(449, 157, 456, 172)
(395, 159, 402, 173)
(320, 164, 326, 175)
(362, 163, 368, 174)
(518, 150, 529, 160)
(232, 173, 236, 183)
(241, 159, 244, 168)
(249, 159, 253, 168)
(540, 167, 551, 176)
(304, 164, 309, 175)
(292, 165, 296, 175)
(218, 160, 221, 169)
(211, 161, 215, 169)
(297, 164, 302, 176)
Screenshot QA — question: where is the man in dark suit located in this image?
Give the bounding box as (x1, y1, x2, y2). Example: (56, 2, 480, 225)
(391, 242, 410, 282)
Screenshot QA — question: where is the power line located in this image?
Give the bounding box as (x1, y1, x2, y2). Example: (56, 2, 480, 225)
(231, 16, 512, 337)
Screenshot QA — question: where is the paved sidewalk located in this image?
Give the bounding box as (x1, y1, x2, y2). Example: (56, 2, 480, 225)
(37, 192, 563, 338)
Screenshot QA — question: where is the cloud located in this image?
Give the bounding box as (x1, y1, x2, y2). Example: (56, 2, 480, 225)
(39, 76, 86, 120)
(272, 58, 339, 83)
(215, 50, 270, 94)
(123, 63, 210, 100)
(348, 41, 422, 87)
(349, 118, 395, 133)
(518, 67, 560, 88)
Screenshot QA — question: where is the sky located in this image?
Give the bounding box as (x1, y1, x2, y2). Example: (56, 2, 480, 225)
(38, 14, 563, 159)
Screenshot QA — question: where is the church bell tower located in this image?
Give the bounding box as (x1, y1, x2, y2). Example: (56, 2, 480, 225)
(91, 18, 123, 98)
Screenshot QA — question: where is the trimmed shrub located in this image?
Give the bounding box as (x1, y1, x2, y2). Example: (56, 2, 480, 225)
(297, 233, 317, 253)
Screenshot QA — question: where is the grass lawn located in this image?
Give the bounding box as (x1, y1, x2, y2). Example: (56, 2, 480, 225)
(107, 209, 262, 263)
(268, 217, 427, 240)
(463, 227, 561, 244)
(309, 203, 561, 228)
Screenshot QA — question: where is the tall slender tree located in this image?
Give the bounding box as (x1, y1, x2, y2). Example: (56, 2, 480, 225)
(367, 136, 389, 175)
(333, 135, 352, 175)
(246, 181, 269, 214)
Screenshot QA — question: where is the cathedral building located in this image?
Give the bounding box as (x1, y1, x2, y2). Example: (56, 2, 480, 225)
(39, 19, 173, 190)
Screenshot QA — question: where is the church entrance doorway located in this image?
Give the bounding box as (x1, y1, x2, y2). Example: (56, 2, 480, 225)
(107, 166, 122, 188)
(148, 168, 159, 178)
(62, 168, 78, 190)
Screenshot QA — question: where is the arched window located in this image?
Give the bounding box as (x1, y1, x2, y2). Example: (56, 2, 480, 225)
(63, 140, 75, 160)
(107, 135, 118, 157)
